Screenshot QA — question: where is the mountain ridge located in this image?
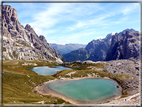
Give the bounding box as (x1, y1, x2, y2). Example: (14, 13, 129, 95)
(2, 5, 65, 63)
(63, 29, 140, 62)
(49, 43, 86, 55)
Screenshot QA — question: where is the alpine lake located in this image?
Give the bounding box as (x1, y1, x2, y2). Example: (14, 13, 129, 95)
(30, 66, 121, 104)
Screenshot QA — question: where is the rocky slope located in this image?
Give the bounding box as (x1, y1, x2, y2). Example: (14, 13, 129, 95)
(49, 43, 86, 55)
(106, 29, 140, 61)
(2, 5, 65, 63)
(104, 59, 140, 95)
(63, 33, 113, 62)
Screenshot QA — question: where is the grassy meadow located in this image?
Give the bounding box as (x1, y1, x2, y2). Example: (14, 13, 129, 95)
(3, 60, 70, 104)
(3, 60, 133, 104)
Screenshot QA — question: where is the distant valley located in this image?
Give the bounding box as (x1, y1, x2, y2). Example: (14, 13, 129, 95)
(49, 43, 86, 55)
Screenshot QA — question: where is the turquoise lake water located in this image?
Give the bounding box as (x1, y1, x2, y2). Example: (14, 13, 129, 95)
(29, 66, 70, 75)
(48, 79, 121, 103)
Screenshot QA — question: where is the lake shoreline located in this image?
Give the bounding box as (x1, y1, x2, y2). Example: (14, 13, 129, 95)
(34, 77, 122, 104)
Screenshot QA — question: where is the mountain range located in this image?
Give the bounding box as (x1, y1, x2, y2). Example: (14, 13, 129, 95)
(63, 29, 140, 62)
(49, 43, 86, 55)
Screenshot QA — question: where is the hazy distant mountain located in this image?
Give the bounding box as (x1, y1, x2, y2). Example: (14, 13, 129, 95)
(49, 43, 86, 55)
(63, 33, 113, 62)
(62, 48, 89, 62)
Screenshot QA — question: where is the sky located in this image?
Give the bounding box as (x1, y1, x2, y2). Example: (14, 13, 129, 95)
(3, 2, 140, 45)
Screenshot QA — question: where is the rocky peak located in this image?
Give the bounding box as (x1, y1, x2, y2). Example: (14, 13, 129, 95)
(122, 28, 135, 33)
(39, 35, 46, 42)
(118, 28, 136, 38)
(105, 33, 115, 40)
(24, 24, 36, 34)
(3, 5, 18, 23)
(2, 5, 25, 39)
(24, 24, 31, 31)
(39, 35, 49, 46)
(106, 29, 140, 61)
(2, 5, 65, 63)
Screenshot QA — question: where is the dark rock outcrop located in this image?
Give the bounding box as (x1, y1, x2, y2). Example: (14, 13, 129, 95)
(106, 29, 140, 61)
(2, 5, 64, 63)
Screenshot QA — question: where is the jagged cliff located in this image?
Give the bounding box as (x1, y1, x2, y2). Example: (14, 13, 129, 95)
(2, 5, 65, 63)
(106, 29, 140, 61)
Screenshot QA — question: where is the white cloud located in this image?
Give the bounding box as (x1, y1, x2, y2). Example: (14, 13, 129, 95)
(96, 36, 105, 39)
(49, 39, 74, 45)
(44, 30, 58, 35)
(30, 3, 70, 29)
(121, 3, 139, 15)
(12, 3, 139, 44)
(34, 27, 43, 35)
(69, 21, 87, 31)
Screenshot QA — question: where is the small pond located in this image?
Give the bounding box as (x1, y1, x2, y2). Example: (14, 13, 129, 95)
(47, 78, 121, 103)
(29, 66, 71, 75)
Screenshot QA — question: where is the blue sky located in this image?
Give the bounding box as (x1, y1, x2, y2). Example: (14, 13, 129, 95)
(3, 2, 140, 45)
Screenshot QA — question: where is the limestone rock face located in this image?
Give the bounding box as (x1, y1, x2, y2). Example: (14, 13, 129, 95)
(106, 29, 140, 61)
(2, 5, 64, 63)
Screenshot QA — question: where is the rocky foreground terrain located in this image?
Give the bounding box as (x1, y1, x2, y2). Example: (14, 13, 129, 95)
(2, 5, 64, 63)
(104, 59, 140, 105)
(63, 59, 140, 95)
(62, 59, 140, 106)
(105, 59, 140, 95)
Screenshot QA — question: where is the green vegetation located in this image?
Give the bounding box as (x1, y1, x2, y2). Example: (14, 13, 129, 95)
(3, 60, 57, 74)
(12, 51, 18, 59)
(3, 47, 6, 52)
(3, 60, 133, 104)
(3, 60, 70, 104)
(65, 62, 107, 70)
(15, 41, 31, 47)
